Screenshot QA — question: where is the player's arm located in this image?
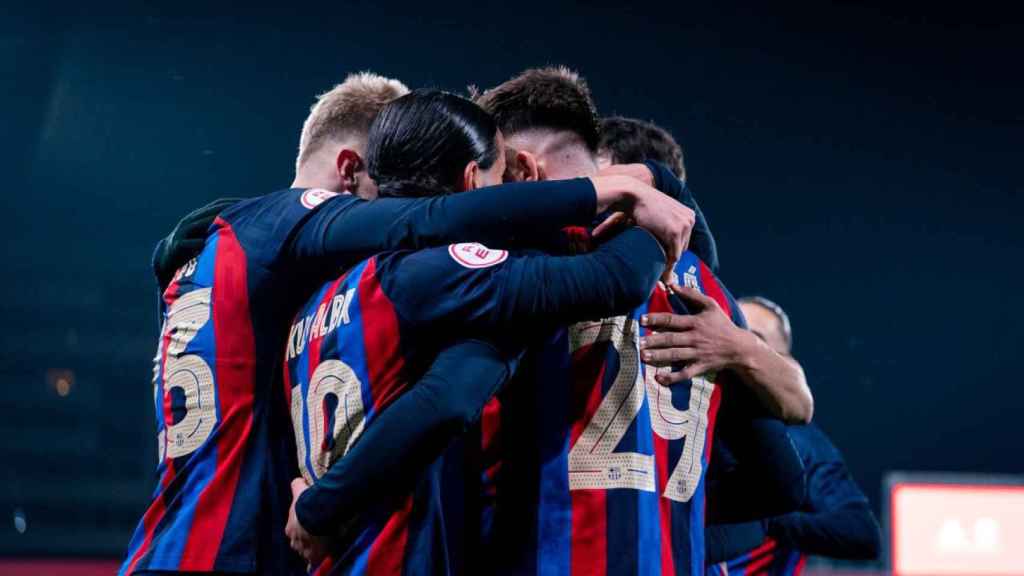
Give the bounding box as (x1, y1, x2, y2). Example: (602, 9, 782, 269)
(293, 229, 666, 539)
(597, 161, 718, 271)
(760, 428, 881, 560)
(644, 161, 719, 272)
(385, 226, 666, 332)
(290, 176, 691, 272)
(705, 395, 807, 524)
(641, 284, 813, 423)
(294, 340, 519, 538)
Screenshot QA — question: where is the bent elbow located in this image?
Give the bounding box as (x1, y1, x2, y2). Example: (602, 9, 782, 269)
(782, 367, 814, 424)
(853, 514, 883, 560)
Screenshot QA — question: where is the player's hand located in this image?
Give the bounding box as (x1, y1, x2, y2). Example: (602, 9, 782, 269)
(640, 285, 751, 385)
(597, 163, 655, 187)
(628, 183, 693, 280)
(589, 174, 694, 277)
(153, 197, 242, 291)
(286, 478, 328, 566)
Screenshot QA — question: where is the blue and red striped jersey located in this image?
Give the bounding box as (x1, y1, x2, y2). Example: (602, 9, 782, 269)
(122, 189, 350, 575)
(476, 251, 747, 576)
(122, 179, 610, 575)
(286, 228, 665, 576)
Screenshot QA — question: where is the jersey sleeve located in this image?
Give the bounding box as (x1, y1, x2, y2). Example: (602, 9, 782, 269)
(645, 160, 719, 272)
(287, 178, 597, 272)
(763, 426, 881, 559)
(705, 414, 807, 524)
(380, 226, 665, 339)
(295, 340, 520, 536)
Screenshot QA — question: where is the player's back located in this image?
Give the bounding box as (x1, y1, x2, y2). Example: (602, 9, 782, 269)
(121, 188, 348, 576)
(478, 251, 746, 576)
(286, 246, 511, 576)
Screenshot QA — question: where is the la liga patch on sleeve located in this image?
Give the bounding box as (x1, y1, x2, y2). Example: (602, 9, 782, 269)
(300, 188, 340, 209)
(448, 243, 509, 269)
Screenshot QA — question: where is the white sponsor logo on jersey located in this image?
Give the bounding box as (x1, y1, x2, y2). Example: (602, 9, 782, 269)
(300, 188, 340, 209)
(448, 243, 509, 269)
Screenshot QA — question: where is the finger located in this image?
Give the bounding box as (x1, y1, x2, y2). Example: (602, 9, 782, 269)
(291, 478, 308, 498)
(678, 363, 710, 381)
(640, 332, 695, 349)
(669, 285, 719, 310)
(641, 347, 698, 366)
(660, 263, 676, 285)
(593, 211, 628, 239)
(641, 312, 696, 330)
(655, 370, 690, 386)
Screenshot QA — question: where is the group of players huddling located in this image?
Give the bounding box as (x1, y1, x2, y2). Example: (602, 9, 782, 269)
(121, 67, 881, 576)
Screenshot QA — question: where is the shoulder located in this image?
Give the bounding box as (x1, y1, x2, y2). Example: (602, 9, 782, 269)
(672, 251, 744, 325)
(219, 188, 358, 255)
(788, 423, 843, 464)
(377, 242, 512, 284)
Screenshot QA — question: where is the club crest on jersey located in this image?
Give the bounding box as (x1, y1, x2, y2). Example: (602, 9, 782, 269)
(683, 265, 699, 289)
(300, 188, 340, 209)
(448, 243, 508, 269)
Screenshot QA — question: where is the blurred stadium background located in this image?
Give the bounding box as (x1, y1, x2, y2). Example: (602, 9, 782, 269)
(1, 2, 1020, 574)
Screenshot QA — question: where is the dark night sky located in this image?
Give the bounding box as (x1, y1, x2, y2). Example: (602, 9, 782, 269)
(0, 0, 1020, 558)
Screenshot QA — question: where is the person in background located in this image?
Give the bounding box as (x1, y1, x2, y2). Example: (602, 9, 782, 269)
(706, 296, 881, 576)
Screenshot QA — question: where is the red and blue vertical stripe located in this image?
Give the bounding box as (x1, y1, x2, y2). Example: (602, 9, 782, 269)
(487, 252, 737, 575)
(291, 257, 439, 576)
(121, 218, 257, 575)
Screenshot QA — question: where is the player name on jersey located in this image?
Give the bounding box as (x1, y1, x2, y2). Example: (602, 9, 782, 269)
(286, 287, 356, 361)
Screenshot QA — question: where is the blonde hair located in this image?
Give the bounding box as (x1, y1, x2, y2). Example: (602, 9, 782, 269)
(296, 72, 410, 170)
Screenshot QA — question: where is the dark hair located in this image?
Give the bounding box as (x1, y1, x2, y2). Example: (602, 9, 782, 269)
(473, 66, 600, 153)
(599, 116, 686, 179)
(738, 296, 793, 352)
(367, 89, 499, 198)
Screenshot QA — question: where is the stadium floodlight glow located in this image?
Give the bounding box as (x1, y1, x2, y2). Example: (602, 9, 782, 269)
(884, 472, 1024, 576)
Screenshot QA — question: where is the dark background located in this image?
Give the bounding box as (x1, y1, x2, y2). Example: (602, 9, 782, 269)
(1, 0, 1020, 561)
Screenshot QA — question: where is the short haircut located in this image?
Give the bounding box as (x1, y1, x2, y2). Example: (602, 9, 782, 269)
(296, 72, 410, 170)
(599, 116, 686, 179)
(738, 296, 793, 352)
(473, 66, 600, 153)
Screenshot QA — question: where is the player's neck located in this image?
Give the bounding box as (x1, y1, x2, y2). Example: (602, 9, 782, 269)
(292, 164, 340, 191)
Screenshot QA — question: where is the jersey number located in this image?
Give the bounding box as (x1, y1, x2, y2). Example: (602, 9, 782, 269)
(158, 288, 218, 461)
(567, 316, 714, 503)
(291, 359, 367, 485)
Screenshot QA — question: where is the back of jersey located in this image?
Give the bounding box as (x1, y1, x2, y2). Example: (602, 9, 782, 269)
(480, 251, 745, 576)
(122, 188, 345, 576)
(285, 257, 447, 576)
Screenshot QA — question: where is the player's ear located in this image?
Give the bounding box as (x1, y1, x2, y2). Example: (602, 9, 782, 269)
(511, 150, 540, 182)
(461, 160, 481, 192)
(336, 149, 365, 194)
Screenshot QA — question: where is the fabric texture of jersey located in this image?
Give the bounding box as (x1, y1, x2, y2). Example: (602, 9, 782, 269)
(476, 251, 746, 576)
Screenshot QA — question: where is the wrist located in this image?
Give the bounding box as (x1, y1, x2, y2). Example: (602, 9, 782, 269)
(729, 326, 762, 372)
(294, 488, 326, 537)
(591, 175, 639, 213)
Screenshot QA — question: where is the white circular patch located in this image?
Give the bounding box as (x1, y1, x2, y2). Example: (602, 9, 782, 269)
(300, 188, 340, 209)
(448, 243, 509, 269)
